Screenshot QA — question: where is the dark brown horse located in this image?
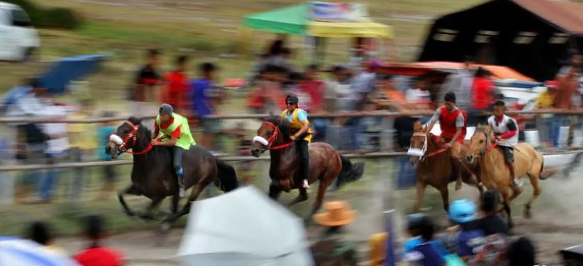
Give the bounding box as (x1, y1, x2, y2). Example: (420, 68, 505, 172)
(251, 116, 365, 219)
(408, 120, 482, 212)
(106, 117, 239, 230)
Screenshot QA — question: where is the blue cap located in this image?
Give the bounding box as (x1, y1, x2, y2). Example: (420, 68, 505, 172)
(448, 199, 477, 224)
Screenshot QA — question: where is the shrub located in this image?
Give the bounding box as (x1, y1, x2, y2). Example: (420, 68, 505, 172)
(3, 0, 83, 29)
(40, 7, 82, 29)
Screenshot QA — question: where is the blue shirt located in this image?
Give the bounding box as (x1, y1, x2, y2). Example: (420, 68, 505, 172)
(191, 78, 212, 117)
(404, 237, 450, 260)
(454, 229, 485, 257)
(98, 125, 115, 160)
(405, 242, 443, 266)
(284, 109, 308, 122)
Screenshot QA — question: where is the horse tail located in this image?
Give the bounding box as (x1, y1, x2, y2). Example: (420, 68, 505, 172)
(214, 159, 239, 192)
(334, 155, 365, 190)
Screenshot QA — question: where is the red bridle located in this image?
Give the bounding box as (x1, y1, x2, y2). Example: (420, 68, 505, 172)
(259, 121, 294, 150)
(116, 120, 153, 155)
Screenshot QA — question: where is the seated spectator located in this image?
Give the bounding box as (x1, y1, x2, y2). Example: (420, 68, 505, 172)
(74, 215, 126, 266)
(403, 215, 445, 266)
(445, 199, 484, 262)
(506, 237, 536, 266)
(474, 190, 508, 236)
(311, 201, 357, 265)
(403, 214, 449, 260)
(26, 221, 67, 256)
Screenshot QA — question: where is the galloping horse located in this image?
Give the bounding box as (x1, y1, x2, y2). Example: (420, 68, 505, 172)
(466, 124, 546, 228)
(408, 120, 482, 212)
(107, 117, 239, 229)
(251, 116, 365, 218)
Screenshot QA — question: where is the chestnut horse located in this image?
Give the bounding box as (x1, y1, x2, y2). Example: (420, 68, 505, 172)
(408, 120, 482, 212)
(251, 116, 365, 218)
(466, 124, 546, 228)
(107, 117, 239, 230)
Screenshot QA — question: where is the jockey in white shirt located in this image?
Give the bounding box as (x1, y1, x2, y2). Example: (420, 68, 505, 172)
(487, 100, 523, 191)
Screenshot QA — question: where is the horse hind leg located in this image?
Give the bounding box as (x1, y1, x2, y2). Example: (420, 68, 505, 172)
(118, 185, 141, 217)
(161, 180, 210, 230)
(501, 191, 514, 229)
(287, 188, 308, 207)
(524, 171, 542, 219)
(138, 197, 164, 221)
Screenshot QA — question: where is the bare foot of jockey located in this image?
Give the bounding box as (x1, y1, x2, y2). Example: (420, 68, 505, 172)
(303, 179, 310, 189)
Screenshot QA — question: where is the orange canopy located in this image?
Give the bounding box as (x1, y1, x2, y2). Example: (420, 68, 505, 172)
(380, 61, 534, 81)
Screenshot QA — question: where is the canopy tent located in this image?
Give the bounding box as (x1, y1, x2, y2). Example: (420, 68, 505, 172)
(243, 4, 393, 38)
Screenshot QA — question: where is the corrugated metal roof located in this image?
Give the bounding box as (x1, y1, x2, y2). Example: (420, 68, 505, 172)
(512, 0, 583, 35)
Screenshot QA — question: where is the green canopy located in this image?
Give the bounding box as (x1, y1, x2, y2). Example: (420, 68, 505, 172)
(243, 4, 308, 35)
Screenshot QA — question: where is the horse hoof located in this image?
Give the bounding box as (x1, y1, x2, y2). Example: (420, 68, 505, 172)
(455, 184, 462, 191)
(523, 205, 532, 219)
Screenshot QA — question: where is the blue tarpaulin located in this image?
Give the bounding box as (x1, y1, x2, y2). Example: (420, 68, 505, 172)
(39, 54, 108, 94)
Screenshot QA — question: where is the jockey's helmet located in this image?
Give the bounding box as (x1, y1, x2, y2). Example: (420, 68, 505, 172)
(159, 103, 174, 116)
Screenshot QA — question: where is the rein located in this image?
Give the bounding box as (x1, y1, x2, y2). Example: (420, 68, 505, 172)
(411, 132, 449, 160)
(255, 121, 294, 150)
(479, 130, 498, 156)
(112, 120, 153, 155)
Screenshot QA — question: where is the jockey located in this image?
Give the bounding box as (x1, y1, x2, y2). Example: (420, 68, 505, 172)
(151, 103, 196, 197)
(487, 100, 522, 191)
(282, 95, 312, 189)
(426, 91, 467, 190)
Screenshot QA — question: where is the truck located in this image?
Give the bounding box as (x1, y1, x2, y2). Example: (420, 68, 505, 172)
(0, 2, 40, 61)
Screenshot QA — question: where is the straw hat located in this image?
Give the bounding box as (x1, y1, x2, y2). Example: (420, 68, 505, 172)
(313, 201, 357, 226)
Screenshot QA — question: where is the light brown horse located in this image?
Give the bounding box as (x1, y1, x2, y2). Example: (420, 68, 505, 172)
(466, 124, 546, 228)
(251, 116, 365, 219)
(408, 120, 482, 213)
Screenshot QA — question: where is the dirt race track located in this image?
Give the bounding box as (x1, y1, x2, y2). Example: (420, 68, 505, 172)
(55, 157, 583, 265)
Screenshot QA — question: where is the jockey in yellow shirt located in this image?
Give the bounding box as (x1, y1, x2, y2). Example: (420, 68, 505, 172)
(151, 103, 196, 197)
(282, 95, 312, 189)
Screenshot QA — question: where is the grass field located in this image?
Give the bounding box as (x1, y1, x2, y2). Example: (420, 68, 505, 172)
(0, 0, 487, 237)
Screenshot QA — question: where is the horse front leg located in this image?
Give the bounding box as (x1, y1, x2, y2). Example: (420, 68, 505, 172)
(287, 188, 309, 207)
(439, 186, 450, 213)
(118, 185, 141, 217)
(269, 181, 282, 201)
(413, 180, 426, 213)
(138, 197, 164, 221)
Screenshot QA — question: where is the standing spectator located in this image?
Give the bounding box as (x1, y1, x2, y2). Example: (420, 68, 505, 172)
(535, 81, 559, 149)
(26, 221, 67, 256)
(468, 67, 494, 126)
(191, 62, 220, 152)
(74, 215, 126, 266)
(301, 64, 325, 112)
(440, 56, 474, 111)
(161, 55, 189, 114)
(130, 49, 161, 130)
(96, 111, 118, 201)
(311, 201, 358, 265)
(506, 237, 536, 266)
(249, 65, 285, 115)
(324, 65, 352, 113)
(405, 77, 432, 108)
(67, 99, 96, 201)
(235, 123, 254, 185)
(6, 78, 53, 204)
(552, 64, 581, 147)
(286, 72, 311, 110)
(38, 100, 69, 203)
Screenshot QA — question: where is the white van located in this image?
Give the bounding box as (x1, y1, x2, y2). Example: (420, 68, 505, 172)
(0, 2, 40, 61)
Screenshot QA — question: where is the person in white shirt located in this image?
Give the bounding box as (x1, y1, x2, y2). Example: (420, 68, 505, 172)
(487, 100, 522, 192)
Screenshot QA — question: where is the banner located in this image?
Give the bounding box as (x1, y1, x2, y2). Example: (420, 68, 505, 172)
(309, 2, 368, 22)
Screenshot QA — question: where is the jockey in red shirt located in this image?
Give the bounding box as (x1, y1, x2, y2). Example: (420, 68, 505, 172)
(426, 91, 467, 190)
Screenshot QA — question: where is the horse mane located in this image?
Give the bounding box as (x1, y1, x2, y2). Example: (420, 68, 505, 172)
(265, 115, 292, 140)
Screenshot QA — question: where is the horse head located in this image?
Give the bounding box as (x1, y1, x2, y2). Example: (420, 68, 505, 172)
(408, 120, 429, 166)
(106, 116, 150, 159)
(251, 116, 292, 157)
(466, 124, 495, 164)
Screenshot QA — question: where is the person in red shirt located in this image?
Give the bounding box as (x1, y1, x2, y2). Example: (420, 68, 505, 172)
(426, 92, 467, 190)
(300, 64, 325, 112)
(469, 67, 494, 126)
(74, 215, 126, 266)
(161, 55, 189, 113)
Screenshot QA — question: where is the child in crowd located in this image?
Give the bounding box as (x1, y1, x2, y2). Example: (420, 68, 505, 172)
(96, 111, 118, 201)
(506, 237, 536, 266)
(74, 215, 125, 266)
(403, 214, 450, 261)
(474, 190, 508, 236)
(26, 221, 67, 256)
(403, 215, 445, 266)
(445, 199, 485, 263)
